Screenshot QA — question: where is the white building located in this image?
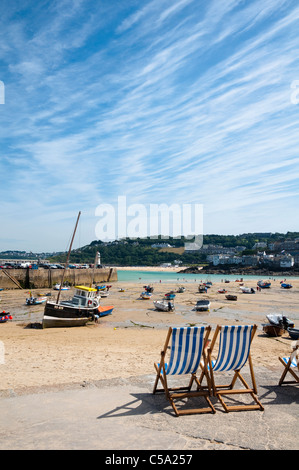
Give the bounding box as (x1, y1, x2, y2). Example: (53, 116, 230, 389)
(280, 255, 294, 268)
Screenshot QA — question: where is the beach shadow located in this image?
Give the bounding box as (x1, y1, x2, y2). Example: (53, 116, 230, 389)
(259, 384, 299, 406)
(97, 392, 173, 419)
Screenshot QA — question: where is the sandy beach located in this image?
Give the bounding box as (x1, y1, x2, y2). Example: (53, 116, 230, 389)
(0, 274, 298, 396)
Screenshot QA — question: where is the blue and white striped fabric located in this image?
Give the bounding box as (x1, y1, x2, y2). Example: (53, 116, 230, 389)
(282, 356, 298, 368)
(212, 325, 253, 372)
(165, 327, 206, 376)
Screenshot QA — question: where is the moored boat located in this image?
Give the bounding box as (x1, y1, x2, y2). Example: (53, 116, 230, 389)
(26, 292, 48, 305)
(53, 284, 70, 291)
(257, 280, 271, 288)
(0, 311, 13, 323)
(287, 328, 299, 340)
(281, 283, 292, 289)
(43, 285, 102, 328)
(42, 212, 113, 328)
(165, 292, 176, 300)
(198, 284, 207, 293)
(153, 300, 174, 312)
(140, 291, 152, 299)
(225, 294, 237, 301)
(177, 286, 185, 293)
(266, 314, 294, 329)
(262, 323, 284, 337)
(195, 300, 210, 311)
(240, 286, 255, 293)
(98, 305, 114, 317)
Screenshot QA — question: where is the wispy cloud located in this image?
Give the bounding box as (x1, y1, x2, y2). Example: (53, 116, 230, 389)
(0, 0, 298, 250)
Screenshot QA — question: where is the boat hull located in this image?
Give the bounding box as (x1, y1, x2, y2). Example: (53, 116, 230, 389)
(287, 328, 299, 340)
(225, 295, 237, 301)
(98, 306, 114, 317)
(153, 301, 174, 312)
(43, 302, 96, 328)
(195, 301, 210, 311)
(262, 324, 284, 337)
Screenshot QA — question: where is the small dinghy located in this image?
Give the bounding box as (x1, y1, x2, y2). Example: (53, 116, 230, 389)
(287, 328, 299, 340)
(262, 314, 294, 337)
(195, 300, 210, 311)
(140, 291, 152, 299)
(165, 292, 176, 300)
(153, 300, 174, 312)
(225, 294, 237, 301)
(266, 314, 294, 329)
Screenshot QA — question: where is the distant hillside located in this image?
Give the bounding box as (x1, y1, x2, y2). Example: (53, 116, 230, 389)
(49, 232, 299, 267)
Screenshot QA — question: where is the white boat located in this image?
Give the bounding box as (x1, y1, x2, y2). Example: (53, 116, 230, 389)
(26, 295, 48, 305)
(153, 300, 174, 312)
(266, 314, 294, 329)
(53, 284, 70, 291)
(195, 300, 210, 311)
(140, 291, 152, 299)
(99, 290, 109, 297)
(240, 286, 255, 293)
(177, 286, 185, 293)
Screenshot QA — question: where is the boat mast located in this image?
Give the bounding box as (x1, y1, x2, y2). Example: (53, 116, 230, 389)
(56, 211, 81, 304)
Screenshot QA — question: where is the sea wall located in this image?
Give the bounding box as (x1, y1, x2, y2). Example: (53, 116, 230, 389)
(0, 267, 118, 289)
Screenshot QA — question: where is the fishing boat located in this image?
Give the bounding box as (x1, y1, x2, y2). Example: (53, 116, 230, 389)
(99, 290, 109, 298)
(98, 305, 114, 317)
(240, 286, 255, 293)
(257, 280, 271, 288)
(287, 328, 299, 340)
(42, 212, 113, 328)
(43, 285, 103, 328)
(26, 294, 48, 305)
(198, 284, 207, 293)
(195, 300, 210, 311)
(140, 291, 152, 299)
(266, 314, 294, 329)
(153, 300, 174, 312)
(53, 284, 70, 291)
(262, 314, 295, 338)
(225, 294, 237, 301)
(143, 285, 154, 293)
(165, 292, 176, 300)
(262, 323, 284, 337)
(0, 311, 13, 323)
(281, 283, 292, 289)
(218, 289, 227, 294)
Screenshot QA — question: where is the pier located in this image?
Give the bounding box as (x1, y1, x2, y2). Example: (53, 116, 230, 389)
(0, 267, 118, 289)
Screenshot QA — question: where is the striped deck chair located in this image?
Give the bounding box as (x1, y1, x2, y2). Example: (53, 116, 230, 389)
(278, 340, 299, 386)
(205, 325, 264, 412)
(153, 326, 216, 416)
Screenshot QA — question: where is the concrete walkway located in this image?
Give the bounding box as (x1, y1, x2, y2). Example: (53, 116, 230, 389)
(0, 366, 298, 450)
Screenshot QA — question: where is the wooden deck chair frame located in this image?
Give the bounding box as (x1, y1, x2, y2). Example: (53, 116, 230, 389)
(205, 324, 264, 412)
(153, 326, 216, 416)
(278, 341, 299, 386)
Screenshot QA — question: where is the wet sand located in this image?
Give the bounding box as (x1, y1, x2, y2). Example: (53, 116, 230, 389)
(0, 276, 298, 395)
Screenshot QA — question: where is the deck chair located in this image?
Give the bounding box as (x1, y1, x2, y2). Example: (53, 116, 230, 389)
(205, 325, 264, 412)
(153, 326, 216, 416)
(278, 340, 299, 386)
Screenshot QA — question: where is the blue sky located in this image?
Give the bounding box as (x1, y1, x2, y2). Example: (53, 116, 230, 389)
(0, 0, 298, 252)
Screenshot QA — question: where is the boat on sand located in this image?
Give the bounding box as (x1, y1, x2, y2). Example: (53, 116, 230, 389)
(153, 300, 174, 312)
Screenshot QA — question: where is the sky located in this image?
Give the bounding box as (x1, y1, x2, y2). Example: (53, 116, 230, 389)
(0, 0, 299, 252)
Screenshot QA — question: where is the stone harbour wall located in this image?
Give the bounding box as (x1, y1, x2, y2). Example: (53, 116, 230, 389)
(0, 267, 118, 289)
